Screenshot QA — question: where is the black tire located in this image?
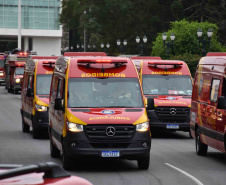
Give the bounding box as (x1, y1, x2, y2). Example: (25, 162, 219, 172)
(62, 145, 73, 170)
(22, 114, 30, 133)
(32, 122, 40, 139)
(14, 88, 17, 94)
(137, 153, 150, 170)
(7, 87, 11, 93)
(50, 136, 60, 158)
(196, 129, 208, 156)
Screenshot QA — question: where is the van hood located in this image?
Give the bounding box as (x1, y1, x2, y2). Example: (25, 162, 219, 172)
(35, 95, 50, 107)
(145, 95, 191, 107)
(67, 108, 147, 125)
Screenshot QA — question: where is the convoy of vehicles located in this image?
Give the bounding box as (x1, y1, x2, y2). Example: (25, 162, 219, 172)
(190, 52, 226, 156)
(48, 56, 151, 170)
(0, 53, 5, 85)
(132, 57, 193, 134)
(2, 48, 226, 176)
(4, 53, 28, 93)
(21, 56, 58, 139)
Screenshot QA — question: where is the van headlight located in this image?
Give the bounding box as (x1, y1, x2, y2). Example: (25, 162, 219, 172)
(67, 122, 83, 132)
(35, 104, 47, 111)
(0, 72, 3, 76)
(15, 78, 20, 83)
(136, 122, 149, 132)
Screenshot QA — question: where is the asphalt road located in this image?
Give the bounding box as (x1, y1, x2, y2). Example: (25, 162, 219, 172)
(0, 85, 226, 185)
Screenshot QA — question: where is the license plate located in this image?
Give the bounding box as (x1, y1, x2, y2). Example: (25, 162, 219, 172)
(101, 151, 120, 157)
(166, 124, 179, 129)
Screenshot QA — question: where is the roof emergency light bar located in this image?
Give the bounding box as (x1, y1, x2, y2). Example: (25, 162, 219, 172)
(131, 56, 161, 60)
(206, 52, 226, 56)
(148, 61, 183, 68)
(78, 59, 127, 68)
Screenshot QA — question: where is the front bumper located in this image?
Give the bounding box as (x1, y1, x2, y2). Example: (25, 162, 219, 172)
(33, 110, 49, 132)
(148, 109, 190, 132)
(0, 78, 5, 83)
(63, 130, 151, 160)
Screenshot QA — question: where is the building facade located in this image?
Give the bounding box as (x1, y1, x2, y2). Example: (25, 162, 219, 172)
(0, 0, 62, 56)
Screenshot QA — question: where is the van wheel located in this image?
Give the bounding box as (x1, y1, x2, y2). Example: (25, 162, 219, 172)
(137, 153, 150, 170)
(62, 146, 73, 170)
(22, 114, 30, 133)
(50, 137, 60, 158)
(14, 88, 18, 94)
(196, 129, 208, 156)
(32, 127, 40, 139)
(7, 87, 11, 93)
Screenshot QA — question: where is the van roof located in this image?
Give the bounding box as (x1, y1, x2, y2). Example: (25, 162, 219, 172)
(30, 56, 59, 60)
(26, 59, 56, 74)
(141, 60, 191, 75)
(63, 52, 107, 57)
(56, 56, 138, 78)
(206, 52, 226, 56)
(131, 56, 161, 60)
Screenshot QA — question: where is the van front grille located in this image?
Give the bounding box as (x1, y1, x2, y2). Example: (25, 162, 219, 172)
(155, 107, 190, 123)
(85, 124, 135, 141)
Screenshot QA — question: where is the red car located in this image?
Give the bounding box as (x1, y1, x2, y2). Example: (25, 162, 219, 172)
(0, 162, 92, 185)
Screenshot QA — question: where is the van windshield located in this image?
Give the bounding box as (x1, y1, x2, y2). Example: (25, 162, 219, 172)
(15, 68, 24, 75)
(0, 60, 4, 68)
(142, 75, 192, 95)
(36, 74, 52, 95)
(68, 78, 144, 108)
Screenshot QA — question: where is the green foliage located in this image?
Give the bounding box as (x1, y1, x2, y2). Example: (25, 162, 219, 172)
(151, 20, 225, 58)
(170, 53, 201, 77)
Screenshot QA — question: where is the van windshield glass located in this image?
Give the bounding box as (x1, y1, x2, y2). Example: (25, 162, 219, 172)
(68, 78, 144, 108)
(36, 74, 52, 95)
(15, 68, 24, 75)
(143, 75, 192, 95)
(0, 60, 4, 68)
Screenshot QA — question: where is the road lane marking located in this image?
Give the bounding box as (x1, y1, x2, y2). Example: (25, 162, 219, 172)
(165, 163, 203, 185)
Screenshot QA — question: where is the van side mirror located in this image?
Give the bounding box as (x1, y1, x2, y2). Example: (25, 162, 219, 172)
(54, 98, 64, 111)
(26, 88, 34, 97)
(217, 96, 226, 109)
(147, 98, 155, 110)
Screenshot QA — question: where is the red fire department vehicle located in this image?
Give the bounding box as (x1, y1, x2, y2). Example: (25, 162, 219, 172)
(21, 56, 58, 139)
(138, 59, 193, 135)
(49, 56, 152, 170)
(190, 52, 226, 156)
(4, 53, 28, 93)
(0, 162, 92, 185)
(0, 53, 6, 85)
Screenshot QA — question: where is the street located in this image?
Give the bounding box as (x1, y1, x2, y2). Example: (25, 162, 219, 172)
(0, 85, 226, 185)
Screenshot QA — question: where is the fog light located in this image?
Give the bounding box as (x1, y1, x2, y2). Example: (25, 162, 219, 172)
(142, 142, 148, 148)
(71, 143, 76, 147)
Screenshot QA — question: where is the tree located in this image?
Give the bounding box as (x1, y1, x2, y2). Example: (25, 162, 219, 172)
(151, 20, 225, 58)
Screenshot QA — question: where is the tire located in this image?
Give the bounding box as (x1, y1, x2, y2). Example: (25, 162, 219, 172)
(62, 145, 73, 170)
(22, 114, 30, 133)
(50, 136, 60, 158)
(196, 129, 208, 156)
(32, 121, 40, 139)
(137, 153, 150, 170)
(14, 88, 18, 94)
(7, 87, 11, 93)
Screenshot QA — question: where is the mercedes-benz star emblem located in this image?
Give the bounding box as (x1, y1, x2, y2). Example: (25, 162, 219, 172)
(106, 126, 115, 136)
(170, 108, 177, 115)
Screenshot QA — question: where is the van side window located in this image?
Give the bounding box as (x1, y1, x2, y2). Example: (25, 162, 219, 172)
(222, 78, 226, 98)
(210, 79, 221, 102)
